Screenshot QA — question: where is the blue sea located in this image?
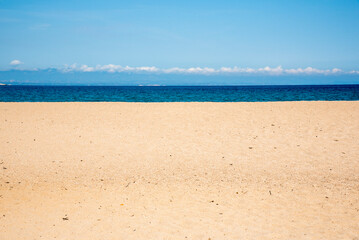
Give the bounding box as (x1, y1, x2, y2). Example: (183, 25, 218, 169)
(0, 85, 358, 102)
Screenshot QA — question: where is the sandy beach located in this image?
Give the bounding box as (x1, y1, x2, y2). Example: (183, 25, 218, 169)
(0, 102, 358, 240)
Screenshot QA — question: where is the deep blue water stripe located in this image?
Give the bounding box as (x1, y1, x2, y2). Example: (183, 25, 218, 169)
(0, 85, 359, 102)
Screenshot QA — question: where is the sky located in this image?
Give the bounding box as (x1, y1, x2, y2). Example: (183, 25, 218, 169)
(1, 0, 359, 85)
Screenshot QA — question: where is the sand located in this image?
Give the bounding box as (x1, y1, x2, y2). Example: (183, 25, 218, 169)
(0, 102, 359, 240)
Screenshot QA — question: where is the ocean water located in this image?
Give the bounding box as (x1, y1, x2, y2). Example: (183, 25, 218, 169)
(0, 85, 358, 102)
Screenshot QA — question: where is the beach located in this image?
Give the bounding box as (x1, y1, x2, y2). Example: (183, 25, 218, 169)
(1, 101, 358, 239)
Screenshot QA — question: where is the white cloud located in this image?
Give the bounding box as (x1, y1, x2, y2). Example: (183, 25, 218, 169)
(258, 66, 284, 74)
(54, 64, 359, 75)
(10, 59, 23, 66)
(136, 66, 159, 72)
(331, 68, 342, 73)
(79, 65, 94, 72)
(281, 67, 344, 75)
(64, 64, 160, 73)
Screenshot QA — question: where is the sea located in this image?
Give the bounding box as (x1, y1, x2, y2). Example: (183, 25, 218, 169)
(0, 85, 358, 102)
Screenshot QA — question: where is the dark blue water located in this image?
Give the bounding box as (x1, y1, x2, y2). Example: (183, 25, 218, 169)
(0, 85, 358, 102)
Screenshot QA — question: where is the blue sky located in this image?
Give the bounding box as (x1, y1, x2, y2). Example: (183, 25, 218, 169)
(1, 0, 359, 85)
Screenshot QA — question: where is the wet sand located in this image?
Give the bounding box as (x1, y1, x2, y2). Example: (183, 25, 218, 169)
(1, 102, 359, 239)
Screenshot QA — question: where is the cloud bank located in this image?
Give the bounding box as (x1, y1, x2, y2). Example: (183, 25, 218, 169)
(59, 64, 358, 75)
(3, 63, 359, 75)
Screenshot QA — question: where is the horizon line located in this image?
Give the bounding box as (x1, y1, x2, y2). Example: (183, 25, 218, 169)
(3, 63, 359, 76)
